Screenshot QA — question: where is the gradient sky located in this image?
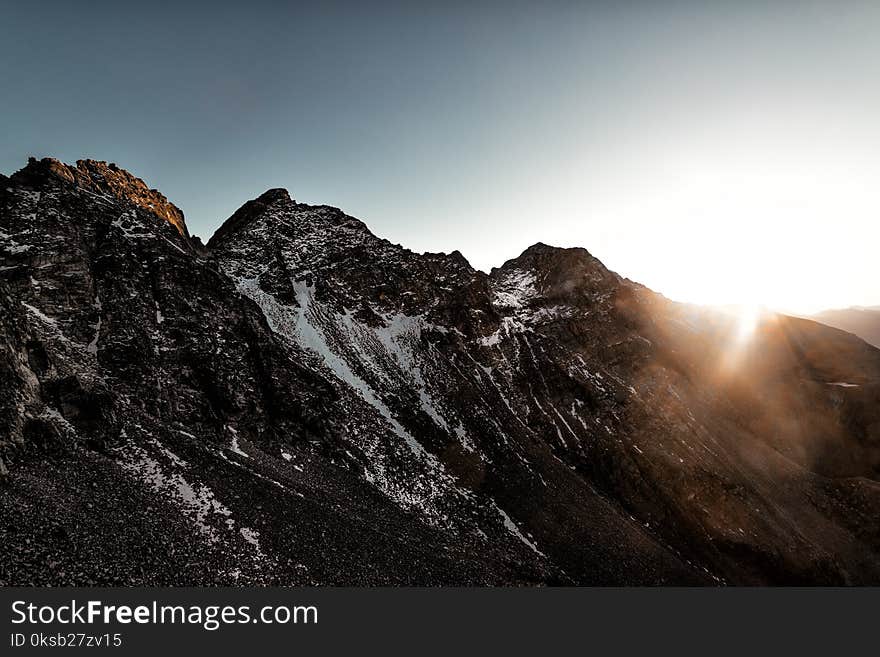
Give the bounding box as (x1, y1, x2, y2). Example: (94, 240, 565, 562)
(3, 1, 879, 314)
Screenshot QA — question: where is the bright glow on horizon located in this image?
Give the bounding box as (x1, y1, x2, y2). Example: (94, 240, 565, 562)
(4, 3, 879, 317)
(450, 109, 880, 317)
(733, 304, 762, 343)
(578, 126, 880, 316)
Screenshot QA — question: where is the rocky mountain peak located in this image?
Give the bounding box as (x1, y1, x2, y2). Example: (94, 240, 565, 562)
(506, 242, 597, 266)
(4, 155, 880, 587)
(207, 187, 294, 248)
(11, 157, 189, 237)
(256, 188, 293, 205)
(208, 188, 376, 254)
(493, 242, 619, 302)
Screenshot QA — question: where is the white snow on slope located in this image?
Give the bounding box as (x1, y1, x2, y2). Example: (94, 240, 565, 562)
(234, 275, 433, 460)
(359, 309, 451, 432)
(122, 445, 235, 542)
(22, 302, 58, 326)
(121, 442, 264, 557)
(111, 211, 152, 239)
(494, 504, 545, 557)
(227, 426, 250, 458)
(492, 269, 536, 309)
(239, 527, 263, 553)
(293, 280, 434, 460)
(230, 273, 492, 529)
(86, 295, 102, 355)
(40, 406, 76, 436)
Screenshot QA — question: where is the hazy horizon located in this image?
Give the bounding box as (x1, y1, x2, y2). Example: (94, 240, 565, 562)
(4, 1, 879, 314)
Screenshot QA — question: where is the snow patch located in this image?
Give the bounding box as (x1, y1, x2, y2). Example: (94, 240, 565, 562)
(495, 504, 545, 557)
(121, 446, 235, 543)
(239, 526, 263, 552)
(227, 426, 249, 458)
(86, 295, 102, 355)
(22, 302, 58, 326)
(492, 269, 536, 309)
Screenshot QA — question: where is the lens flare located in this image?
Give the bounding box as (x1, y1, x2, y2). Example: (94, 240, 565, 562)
(734, 304, 761, 343)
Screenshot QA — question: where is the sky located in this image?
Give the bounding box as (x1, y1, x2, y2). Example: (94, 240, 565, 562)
(2, 1, 879, 314)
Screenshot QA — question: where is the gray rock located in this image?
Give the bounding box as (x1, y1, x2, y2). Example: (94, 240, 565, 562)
(1, 156, 879, 586)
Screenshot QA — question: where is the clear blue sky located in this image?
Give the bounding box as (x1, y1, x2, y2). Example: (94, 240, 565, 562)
(3, 1, 879, 312)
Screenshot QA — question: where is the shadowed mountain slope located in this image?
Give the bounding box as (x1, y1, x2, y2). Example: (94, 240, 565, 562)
(2, 158, 879, 585)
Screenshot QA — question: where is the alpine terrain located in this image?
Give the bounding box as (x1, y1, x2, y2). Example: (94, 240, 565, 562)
(813, 307, 880, 349)
(2, 157, 880, 586)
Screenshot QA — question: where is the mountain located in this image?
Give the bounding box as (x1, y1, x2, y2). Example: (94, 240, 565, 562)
(813, 307, 880, 349)
(2, 157, 880, 585)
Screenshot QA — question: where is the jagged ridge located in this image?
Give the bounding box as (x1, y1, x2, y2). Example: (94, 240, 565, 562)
(2, 157, 880, 586)
(9, 157, 189, 237)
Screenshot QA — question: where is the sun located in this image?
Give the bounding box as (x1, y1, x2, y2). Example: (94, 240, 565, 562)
(734, 304, 762, 343)
(713, 303, 770, 375)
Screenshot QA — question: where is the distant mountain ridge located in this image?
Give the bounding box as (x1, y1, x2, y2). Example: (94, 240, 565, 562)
(2, 157, 880, 585)
(813, 307, 880, 348)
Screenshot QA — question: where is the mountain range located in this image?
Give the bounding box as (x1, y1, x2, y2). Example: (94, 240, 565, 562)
(2, 157, 879, 585)
(811, 307, 880, 349)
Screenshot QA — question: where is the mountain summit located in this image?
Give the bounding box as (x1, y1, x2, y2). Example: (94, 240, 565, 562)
(2, 158, 880, 585)
(7, 157, 189, 237)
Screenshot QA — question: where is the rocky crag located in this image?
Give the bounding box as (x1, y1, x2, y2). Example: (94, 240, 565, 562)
(2, 158, 879, 585)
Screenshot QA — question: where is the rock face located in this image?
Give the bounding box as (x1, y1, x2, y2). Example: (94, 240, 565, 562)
(11, 158, 188, 237)
(2, 158, 880, 585)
